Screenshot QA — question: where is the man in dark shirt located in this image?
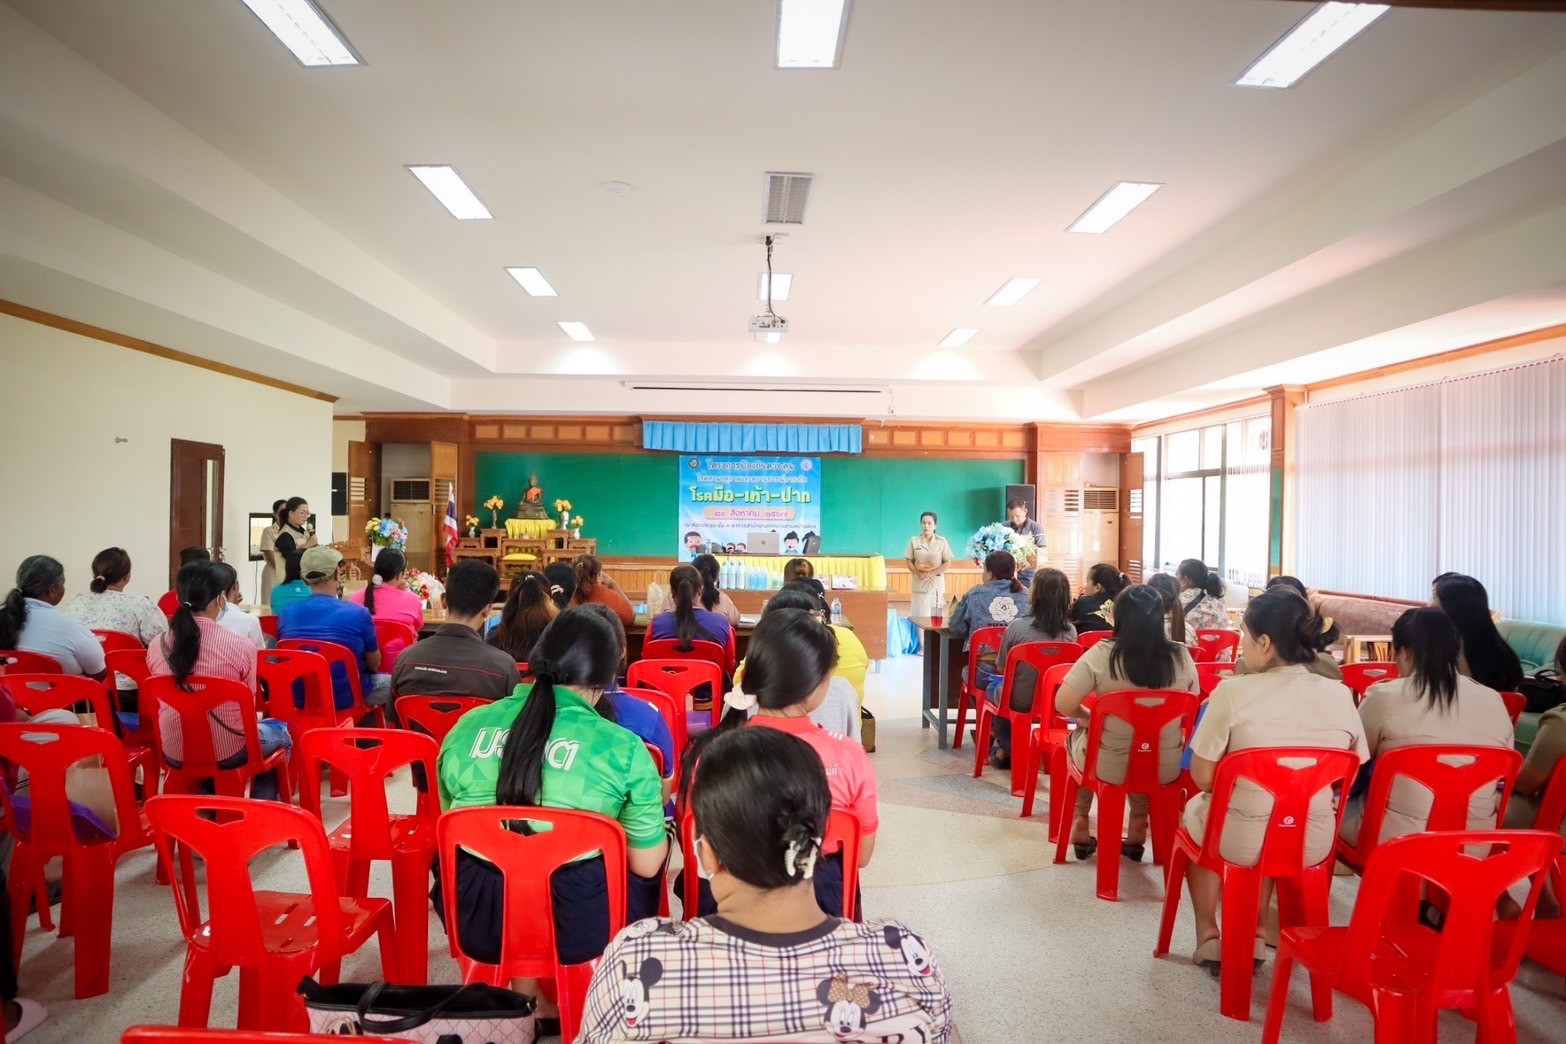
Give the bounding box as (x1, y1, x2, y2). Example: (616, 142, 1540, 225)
(1004, 496, 1048, 586)
(390, 560, 521, 705)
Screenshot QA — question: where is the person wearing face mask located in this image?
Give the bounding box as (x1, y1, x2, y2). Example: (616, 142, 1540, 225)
(904, 511, 953, 620)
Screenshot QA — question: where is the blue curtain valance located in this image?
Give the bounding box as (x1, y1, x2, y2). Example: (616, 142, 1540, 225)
(642, 421, 862, 455)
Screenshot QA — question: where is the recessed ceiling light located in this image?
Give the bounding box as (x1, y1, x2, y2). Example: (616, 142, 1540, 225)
(237, 0, 360, 66)
(1237, 2, 1389, 89)
(985, 278, 1041, 307)
(776, 0, 850, 69)
(506, 267, 558, 297)
(407, 166, 492, 220)
(758, 273, 794, 302)
(755, 331, 784, 344)
(938, 328, 978, 349)
(558, 322, 594, 342)
(1067, 182, 1163, 234)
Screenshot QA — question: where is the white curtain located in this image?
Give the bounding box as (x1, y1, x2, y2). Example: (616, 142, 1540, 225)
(1296, 356, 1566, 623)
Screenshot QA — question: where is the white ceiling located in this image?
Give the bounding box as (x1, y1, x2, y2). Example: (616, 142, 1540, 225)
(1, 0, 1565, 418)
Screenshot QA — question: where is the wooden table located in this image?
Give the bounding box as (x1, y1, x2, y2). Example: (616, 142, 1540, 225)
(910, 616, 963, 750)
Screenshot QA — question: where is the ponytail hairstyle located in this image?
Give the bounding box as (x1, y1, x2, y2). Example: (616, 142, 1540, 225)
(669, 564, 704, 646)
(89, 547, 132, 594)
(493, 607, 620, 805)
(984, 551, 1023, 594)
(1241, 587, 1325, 666)
(0, 555, 65, 649)
(1107, 585, 1180, 689)
(271, 499, 287, 526)
(490, 571, 556, 660)
(542, 562, 575, 610)
(1146, 573, 1185, 641)
(572, 554, 606, 603)
(163, 561, 231, 690)
(678, 608, 838, 806)
(691, 554, 723, 611)
(1029, 567, 1072, 635)
(1264, 578, 1339, 649)
(1087, 562, 1128, 598)
(782, 558, 814, 584)
(1433, 573, 1524, 691)
(363, 547, 406, 614)
(1177, 558, 1224, 600)
(1391, 607, 1462, 712)
(691, 726, 831, 890)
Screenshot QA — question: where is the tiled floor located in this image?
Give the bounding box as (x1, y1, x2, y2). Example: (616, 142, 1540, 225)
(17, 653, 1566, 1042)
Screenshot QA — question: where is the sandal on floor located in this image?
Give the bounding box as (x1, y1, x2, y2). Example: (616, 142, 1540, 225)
(1122, 843, 1145, 862)
(7, 999, 47, 1042)
(1072, 837, 1097, 861)
(1191, 938, 1267, 977)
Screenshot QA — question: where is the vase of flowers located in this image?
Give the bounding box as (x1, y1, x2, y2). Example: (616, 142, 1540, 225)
(483, 495, 505, 528)
(571, 515, 584, 539)
(406, 570, 445, 609)
(463, 514, 481, 538)
(365, 517, 409, 563)
(554, 498, 573, 529)
(965, 523, 1034, 570)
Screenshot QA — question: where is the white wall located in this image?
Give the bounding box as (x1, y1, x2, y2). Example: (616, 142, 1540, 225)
(0, 312, 333, 601)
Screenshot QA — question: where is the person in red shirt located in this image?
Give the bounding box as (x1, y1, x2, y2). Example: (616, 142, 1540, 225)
(680, 608, 878, 919)
(158, 546, 212, 617)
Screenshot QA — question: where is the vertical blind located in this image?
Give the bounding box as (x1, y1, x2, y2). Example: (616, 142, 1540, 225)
(1297, 356, 1566, 623)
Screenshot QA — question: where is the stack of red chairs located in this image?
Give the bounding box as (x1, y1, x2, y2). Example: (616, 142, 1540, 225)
(972, 641, 1082, 796)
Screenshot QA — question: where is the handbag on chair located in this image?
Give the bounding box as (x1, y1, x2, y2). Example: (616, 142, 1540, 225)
(300, 978, 537, 1043)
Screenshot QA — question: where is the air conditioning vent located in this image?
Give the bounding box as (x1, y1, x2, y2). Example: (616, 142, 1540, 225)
(1043, 489, 1082, 514)
(764, 172, 813, 224)
(1083, 487, 1119, 511)
(390, 477, 432, 502)
(1127, 488, 1144, 515)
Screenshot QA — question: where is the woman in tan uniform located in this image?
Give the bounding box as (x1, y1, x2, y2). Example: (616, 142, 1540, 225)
(1182, 588, 1367, 973)
(903, 512, 953, 619)
(1056, 585, 1200, 861)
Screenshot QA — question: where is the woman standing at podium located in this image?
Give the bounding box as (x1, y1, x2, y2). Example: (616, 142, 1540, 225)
(904, 512, 953, 619)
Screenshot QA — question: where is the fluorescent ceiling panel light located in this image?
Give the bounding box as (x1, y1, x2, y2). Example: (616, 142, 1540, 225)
(985, 277, 1041, 307)
(755, 331, 784, 344)
(506, 267, 558, 297)
(238, 0, 360, 66)
(776, 0, 849, 69)
(1067, 181, 1163, 234)
(407, 165, 492, 220)
(558, 321, 594, 342)
(1237, 3, 1389, 89)
(938, 328, 978, 349)
(758, 272, 794, 301)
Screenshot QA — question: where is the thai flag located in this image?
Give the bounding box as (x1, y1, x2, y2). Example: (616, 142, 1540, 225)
(443, 483, 459, 566)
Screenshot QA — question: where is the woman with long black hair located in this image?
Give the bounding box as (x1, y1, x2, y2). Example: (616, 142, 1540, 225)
(486, 571, 557, 661)
(648, 564, 733, 651)
(1433, 573, 1524, 692)
(0, 555, 105, 679)
(437, 607, 667, 1019)
(1176, 558, 1232, 643)
(984, 567, 1077, 768)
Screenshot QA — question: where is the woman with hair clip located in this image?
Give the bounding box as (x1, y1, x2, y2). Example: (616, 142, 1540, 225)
(486, 571, 557, 661)
(1070, 563, 1128, 634)
(1146, 573, 1187, 642)
(146, 560, 291, 800)
(62, 547, 168, 710)
(579, 727, 951, 1044)
(1176, 558, 1232, 644)
(983, 567, 1077, 768)
(648, 564, 733, 654)
(569, 554, 636, 626)
(437, 608, 667, 1024)
(1233, 578, 1342, 681)
(1180, 588, 1367, 974)
(1432, 573, 1524, 692)
(1339, 606, 1513, 848)
(681, 608, 877, 920)
(346, 548, 425, 634)
(0, 555, 105, 679)
(948, 551, 1028, 673)
(1054, 585, 1199, 861)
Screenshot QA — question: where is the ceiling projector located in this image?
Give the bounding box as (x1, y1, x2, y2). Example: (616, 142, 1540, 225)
(748, 313, 789, 334)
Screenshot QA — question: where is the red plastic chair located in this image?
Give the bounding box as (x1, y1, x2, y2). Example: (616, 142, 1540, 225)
(1155, 746, 1361, 1021)
(297, 728, 439, 984)
(972, 641, 1082, 795)
(627, 658, 724, 732)
(145, 795, 395, 1032)
(93, 629, 144, 654)
(436, 806, 628, 1044)
(1500, 690, 1526, 726)
(1264, 830, 1563, 1044)
(1052, 689, 1201, 900)
(1, 672, 157, 803)
(1076, 630, 1113, 651)
(1185, 644, 1215, 663)
(1196, 661, 1237, 699)
(141, 675, 294, 801)
(276, 639, 387, 729)
(1017, 663, 1078, 833)
(1335, 744, 1521, 874)
(1518, 769, 1566, 978)
(621, 686, 685, 785)
(104, 649, 159, 796)
(0, 722, 151, 997)
(124, 1029, 415, 1043)
(1194, 629, 1240, 663)
(395, 695, 488, 748)
(258, 615, 279, 641)
(642, 637, 729, 677)
(255, 648, 344, 798)
(372, 620, 419, 676)
(0, 651, 62, 674)
(678, 806, 861, 921)
(1340, 661, 1398, 703)
(951, 626, 1005, 751)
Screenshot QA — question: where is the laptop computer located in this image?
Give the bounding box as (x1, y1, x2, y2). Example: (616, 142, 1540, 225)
(746, 531, 780, 554)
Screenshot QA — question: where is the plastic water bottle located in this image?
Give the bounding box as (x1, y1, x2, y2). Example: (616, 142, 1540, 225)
(830, 598, 843, 625)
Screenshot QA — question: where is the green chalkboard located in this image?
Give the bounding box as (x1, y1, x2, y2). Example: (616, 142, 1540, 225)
(474, 452, 1022, 558)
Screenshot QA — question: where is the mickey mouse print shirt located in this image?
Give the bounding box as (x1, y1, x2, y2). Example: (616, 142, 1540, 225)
(578, 915, 952, 1044)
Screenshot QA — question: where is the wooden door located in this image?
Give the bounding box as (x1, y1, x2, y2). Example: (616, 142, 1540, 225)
(347, 440, 380, 558)
(169, 439, 225, 585)
(1120, 452, 1145, 583)
(431, 440, 458, 576)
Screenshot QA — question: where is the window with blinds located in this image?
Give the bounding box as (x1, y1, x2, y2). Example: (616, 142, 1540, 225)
(1296, 356, 1566, 623)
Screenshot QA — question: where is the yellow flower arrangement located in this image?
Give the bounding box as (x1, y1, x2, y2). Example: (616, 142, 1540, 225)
(463, 514, 480, 530)
(554, 498, 572, 513)
(483, 495, 505, 511)
(571, 516, 585, 529)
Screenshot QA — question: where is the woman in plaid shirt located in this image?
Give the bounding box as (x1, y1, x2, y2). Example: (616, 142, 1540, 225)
(581, 726, 952, 1044)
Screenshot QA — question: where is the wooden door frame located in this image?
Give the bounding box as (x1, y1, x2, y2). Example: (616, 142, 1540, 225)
(169, 438, 225, 583)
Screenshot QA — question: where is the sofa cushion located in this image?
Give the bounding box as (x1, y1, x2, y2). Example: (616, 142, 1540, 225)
(1497, 619, 1566, 675)
(1307, 591, 1414, 638)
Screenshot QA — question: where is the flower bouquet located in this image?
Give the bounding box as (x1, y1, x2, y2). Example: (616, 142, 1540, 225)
(483, 495, 505, 528)
(554, 498, 573, 528)
(406, 569, 445, 609)
(365, 517, 409, 550)
(965, 523, 1034, 569)
(463, 514, 481, 537)
(571, 515, 585, 538)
